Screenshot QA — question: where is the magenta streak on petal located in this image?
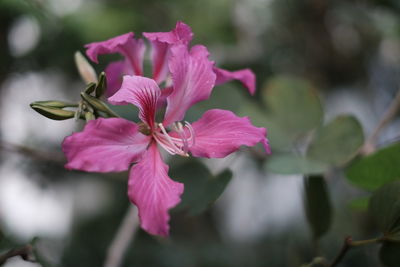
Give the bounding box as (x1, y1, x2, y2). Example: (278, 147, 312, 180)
(128, 142, 184, 236)
(163, 44, 216, 126)
(108, 76, 160, 129)
(62, 118, 150, 172)
(170, 109, 270, 158)
(119, 38, 145, 76)
(144, 21, 194, 84)
(214, 67, 256, 95)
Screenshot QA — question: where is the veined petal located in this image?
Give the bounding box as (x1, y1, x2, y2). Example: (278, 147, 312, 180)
(108, 76, 160, 129)
(163, 44, 216, 126)
(62, 118, 150, 172)
(128, 142, 184, 236)
(144, 22, 193, 84)
(188, 109, 270, 158)
(214, 67, 256, 95)
(85, 32, 145, 76)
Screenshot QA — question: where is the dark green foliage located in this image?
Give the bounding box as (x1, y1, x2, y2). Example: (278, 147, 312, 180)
(304, 176, 332, 239)
(346, 143, 400, 191)
(172, 160, 232, 216)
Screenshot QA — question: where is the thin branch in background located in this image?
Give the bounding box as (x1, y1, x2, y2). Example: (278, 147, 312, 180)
(329, 236, 384, 267)
(104, 205, 139, 267)
(361, 87, 400, 155)
(0, 244, 35, 265)
(0, 140, 65, 164)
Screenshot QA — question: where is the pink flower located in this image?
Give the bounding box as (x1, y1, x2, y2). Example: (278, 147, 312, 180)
(63, 23, 270, 237)
(85, 21, 256, 97)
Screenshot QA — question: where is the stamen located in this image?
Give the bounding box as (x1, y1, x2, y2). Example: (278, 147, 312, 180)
(156, 123, 189, 157)
(184, 121, 196, 146)
(152, 122, 195, 157)
(173, 122, 188, 153)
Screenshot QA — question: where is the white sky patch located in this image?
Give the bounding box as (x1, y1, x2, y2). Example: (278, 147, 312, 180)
(8, 16, 41, 57)
(204, 154, 306, 243)
(0, 71, 78, 144)
(0, 161, 73, 240)
(48, 0, 83, 17)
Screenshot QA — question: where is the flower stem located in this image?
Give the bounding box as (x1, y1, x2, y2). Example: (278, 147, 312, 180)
(0, 244, 34, 265)
(329, 236, 383, 267)
(361, 86, 400, 155)
(103, 205, 139, 267)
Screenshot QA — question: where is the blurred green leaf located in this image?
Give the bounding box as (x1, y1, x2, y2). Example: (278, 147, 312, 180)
(307, 115, 364, 166)
(348, 196, 370, 211)
(379, 242, 400, 267)
(262, 75, 323, 139)
(239, 103, 293, 151)
(369, 181, 400, 241)
(346, 143, 400, 191)
(304, 176, 332, 239)
(172, 161, 232, 216)
(265, 153, 328, 175)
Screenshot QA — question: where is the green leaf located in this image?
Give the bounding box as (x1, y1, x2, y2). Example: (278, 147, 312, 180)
(30, 105, 76, 120)
(307, 115, 364, 166)
(265, 153, 328, 175)
(348, 196, 370, 211)
(172, 161, 232, 216)
(346, 143, 400, 191)
(379, 242, 400, 267)
(369, 181, 400, 241)
(304, 176, 332, 239)
(262, 75, 323, 139)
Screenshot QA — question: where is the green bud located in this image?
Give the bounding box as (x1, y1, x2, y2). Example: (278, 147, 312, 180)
(84, 82, 97, 94)
(30, 100, 78, 108)
(95, 72, 107, 98)
(80, 92, 119, 118)
(74, 51, 97, 84)
(85, 112, 95, 121)
(30, 105, 76, 120)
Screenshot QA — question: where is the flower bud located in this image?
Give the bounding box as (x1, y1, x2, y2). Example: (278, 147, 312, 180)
(30, 104, 76, 120)
(74, 51, 97, 84)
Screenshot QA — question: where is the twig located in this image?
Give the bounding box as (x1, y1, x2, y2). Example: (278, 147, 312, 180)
(329, 236, 383, 267)
(0, 244, 34, 265)
(0, 140, 65, 164)
(361, 87, 400, 155)
(103, 205, 139, 267)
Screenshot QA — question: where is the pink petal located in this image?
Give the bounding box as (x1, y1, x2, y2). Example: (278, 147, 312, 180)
(104, 60, 132, 98)
(62, 118, 150, 172)
(128, 142, 184, 236)
(163, 44, 216, 126)
(143, 21, 193, 84)
(214, 67, 256, 95)
(85, 32, 145, 76)
(108, 76, 160, 129)
(188, 109, 270, 158)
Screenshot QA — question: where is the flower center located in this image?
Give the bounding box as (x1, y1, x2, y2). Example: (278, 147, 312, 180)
(152, 121, 195, 157)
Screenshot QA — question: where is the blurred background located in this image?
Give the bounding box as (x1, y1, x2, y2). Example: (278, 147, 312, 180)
(1, 0, 400, 266)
